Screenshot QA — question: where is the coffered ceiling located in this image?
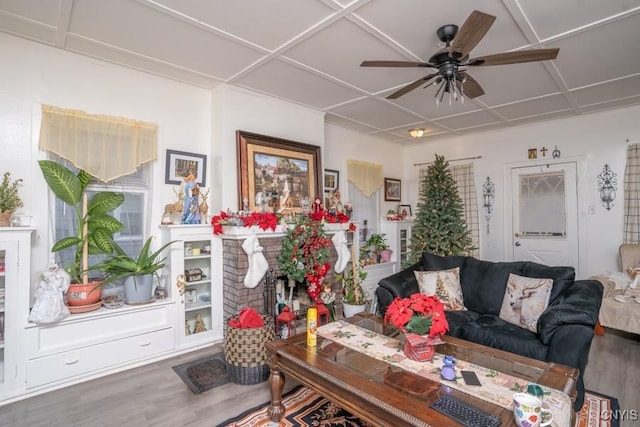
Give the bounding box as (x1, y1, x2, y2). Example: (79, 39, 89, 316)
(1, 0, 639, 144)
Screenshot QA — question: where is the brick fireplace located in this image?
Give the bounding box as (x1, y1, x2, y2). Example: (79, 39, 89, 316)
(220, 227, 344, 321)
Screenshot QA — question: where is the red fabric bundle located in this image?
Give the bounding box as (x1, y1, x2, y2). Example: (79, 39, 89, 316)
(228, 307, 265, 328)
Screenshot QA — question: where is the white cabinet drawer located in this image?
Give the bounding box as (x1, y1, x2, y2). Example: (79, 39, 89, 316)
(26, 327, 173, 389)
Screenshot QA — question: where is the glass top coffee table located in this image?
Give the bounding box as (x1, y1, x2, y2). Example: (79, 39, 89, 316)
(265, 313, 577, 426)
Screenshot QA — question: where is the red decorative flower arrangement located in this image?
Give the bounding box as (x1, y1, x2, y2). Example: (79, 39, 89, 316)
(384, 293, 449, 361)
(211, 211, 280, 235)
(385, 293, 449, 338)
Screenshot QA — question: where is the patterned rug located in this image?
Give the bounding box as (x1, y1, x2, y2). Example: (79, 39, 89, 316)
(172, 352, 229, 394)
(217, 386, 619, 427)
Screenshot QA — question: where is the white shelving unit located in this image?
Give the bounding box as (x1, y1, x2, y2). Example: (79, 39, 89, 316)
(160, 225, 223, 347)
(380, 220, 413, 265)
(0, 227, 34, 399)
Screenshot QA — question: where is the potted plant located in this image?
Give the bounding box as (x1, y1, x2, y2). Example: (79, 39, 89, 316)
(361, 233, 392, 264)
(0, 171, 23, 226)
(38, 160, 125, 305)
(336, 260, 368, 317)
(94, 236, 176, 304)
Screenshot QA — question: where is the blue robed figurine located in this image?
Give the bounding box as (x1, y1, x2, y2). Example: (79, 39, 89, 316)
(181, 172, 201, 224)
(441, 355, 456, 381)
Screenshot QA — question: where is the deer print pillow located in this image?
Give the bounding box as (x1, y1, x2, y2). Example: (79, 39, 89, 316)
(499, 274, 553, 333)
(414, 267, 466, 311)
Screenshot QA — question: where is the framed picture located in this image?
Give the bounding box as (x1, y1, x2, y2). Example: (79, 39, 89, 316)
(236, 131, 322, 212)
(185, 289, 197, 304)
(400, 204, 412, 216)
(384, 177, 401, 202)
(165, 149, 207, 186)
(324, 169, 339, 193)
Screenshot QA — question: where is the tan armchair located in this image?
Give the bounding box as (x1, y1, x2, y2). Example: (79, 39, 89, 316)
(592, 244, 640, 335)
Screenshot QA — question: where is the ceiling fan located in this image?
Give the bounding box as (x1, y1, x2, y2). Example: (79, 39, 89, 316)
(361, 10, 559, 104)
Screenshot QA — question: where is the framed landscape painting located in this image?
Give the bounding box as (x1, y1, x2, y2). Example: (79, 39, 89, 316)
(236, 131, 322, 212)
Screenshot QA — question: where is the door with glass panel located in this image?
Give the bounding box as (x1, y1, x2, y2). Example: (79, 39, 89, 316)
(511, 162, 579, 269)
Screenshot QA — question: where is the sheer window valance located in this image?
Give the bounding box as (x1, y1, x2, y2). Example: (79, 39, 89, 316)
(347, 159, 384, 197)
(38, 104, 158, 183)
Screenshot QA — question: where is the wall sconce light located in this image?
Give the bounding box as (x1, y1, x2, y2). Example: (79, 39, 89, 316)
(482, 177, 495, 214)
(409, 128, 426, 138)
(597, 164, 617, 211)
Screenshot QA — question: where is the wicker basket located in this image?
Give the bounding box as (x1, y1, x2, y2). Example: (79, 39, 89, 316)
(224, 314, 275, 385)
(0, 210, 13, 227)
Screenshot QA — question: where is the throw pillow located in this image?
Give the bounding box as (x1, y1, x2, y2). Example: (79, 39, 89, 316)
(499, 273, 553, 333)
(414, 268, 466, 311)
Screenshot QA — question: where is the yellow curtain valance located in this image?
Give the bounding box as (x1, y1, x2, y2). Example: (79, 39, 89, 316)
(347, 159, 384, 197)
(38, 104, 158, 183)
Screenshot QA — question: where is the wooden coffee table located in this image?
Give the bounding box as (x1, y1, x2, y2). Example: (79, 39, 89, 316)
(265, 313, 578, 426)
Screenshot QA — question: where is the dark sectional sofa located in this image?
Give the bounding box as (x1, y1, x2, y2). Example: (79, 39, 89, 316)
(375, 252, 604, 412)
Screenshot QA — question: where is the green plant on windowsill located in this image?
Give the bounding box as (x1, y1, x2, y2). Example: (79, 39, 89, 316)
(38, 160, 124, 284)
(0, 171, 23, 223)
(360, 233, 390, 264)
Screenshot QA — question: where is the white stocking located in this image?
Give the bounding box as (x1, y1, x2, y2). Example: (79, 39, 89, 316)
(332, 230, 351, 274)
(242, 235, 269, 288)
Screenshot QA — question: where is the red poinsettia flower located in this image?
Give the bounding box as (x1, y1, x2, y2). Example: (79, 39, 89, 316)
(241, 212, 279, 231)
(211, 211, 229, 235)
(384, 294, 449, 338)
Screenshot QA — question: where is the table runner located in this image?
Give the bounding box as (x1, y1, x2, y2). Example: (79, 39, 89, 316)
(318, 321, 572, 427)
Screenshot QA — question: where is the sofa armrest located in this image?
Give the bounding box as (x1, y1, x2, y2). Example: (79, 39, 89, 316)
(537, 279, 603, 345)
(590, 275, 618, 298)
(375, 261, 422, 315)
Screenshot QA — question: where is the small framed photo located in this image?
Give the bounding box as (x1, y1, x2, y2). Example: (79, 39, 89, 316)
(185, 289, 197, 304)
(165, 149, 207, 186)
(400, 204, 412, 217)
(324, 169, 339, 193)
(384, 177, 401, 202)
(528, 148, 538, 160)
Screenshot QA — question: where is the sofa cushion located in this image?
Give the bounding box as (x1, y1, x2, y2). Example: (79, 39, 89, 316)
(498, 274, 553, 333)
(448, 314, 548, 361)
(461, 258, 525, 315)
(444, 310, 482, 336)
(522, 262, 575, 303)
(414, 268, 466, 311)
(421, 252, 467, 272)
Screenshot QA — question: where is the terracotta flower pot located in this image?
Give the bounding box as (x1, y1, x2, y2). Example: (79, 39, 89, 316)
(66, 281, 103, 306)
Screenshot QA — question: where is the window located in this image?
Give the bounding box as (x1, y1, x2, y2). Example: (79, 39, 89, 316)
(50, 156, 152, 268)
(348, 182, 379, 243)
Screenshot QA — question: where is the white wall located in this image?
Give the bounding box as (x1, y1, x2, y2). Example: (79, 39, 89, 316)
(210, 85, 325, 212)
(0, 33, 211, 278)
(324, 124, 404, 218)
(403, 105, 640, 278)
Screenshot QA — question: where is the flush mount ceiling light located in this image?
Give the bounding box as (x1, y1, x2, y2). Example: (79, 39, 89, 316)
(409, 128, 426, 138)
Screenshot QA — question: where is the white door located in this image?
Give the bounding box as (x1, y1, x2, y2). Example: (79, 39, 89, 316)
(511, 162, 579, 268)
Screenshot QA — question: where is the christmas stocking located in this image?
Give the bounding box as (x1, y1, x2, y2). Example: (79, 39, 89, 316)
(242, 235, 269, 288)
(332, 230, 351, 274)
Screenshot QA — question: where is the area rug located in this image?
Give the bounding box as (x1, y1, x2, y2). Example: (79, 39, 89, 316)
(217, 386, 619, 427)
(172, 352, 229, 394)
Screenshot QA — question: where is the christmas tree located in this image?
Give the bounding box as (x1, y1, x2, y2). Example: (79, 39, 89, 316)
(406, 154, 474, 265)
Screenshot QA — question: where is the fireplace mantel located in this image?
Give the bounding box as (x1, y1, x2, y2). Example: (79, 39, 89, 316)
(217, 222, 351, 239)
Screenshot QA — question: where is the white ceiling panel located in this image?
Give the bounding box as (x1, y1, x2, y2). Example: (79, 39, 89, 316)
(151, 0, 334, 50)
(1, 0, 638, 144)
(494, 94, 571, 119)
(329, 97, 424, 129)
(284, 18, 426, 93)
(0, 0, 61, 26)
(235, 59, 364, 110)
(435, 110, 501, 130)
(553, 12, 640, 89)
(518, 0, 640, 40)
(571, 75, 640, 106)
(69, 0, 264, 79)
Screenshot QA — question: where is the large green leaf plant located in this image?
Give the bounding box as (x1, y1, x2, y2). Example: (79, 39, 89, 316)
(38, 160, 125, 284)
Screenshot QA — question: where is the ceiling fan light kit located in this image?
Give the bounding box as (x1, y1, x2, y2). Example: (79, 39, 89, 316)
(409, 128, 426, 138)
(361, 10, 559, 105)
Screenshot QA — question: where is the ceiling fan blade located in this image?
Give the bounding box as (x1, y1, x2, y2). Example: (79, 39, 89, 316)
(360, 60, 435, 68)
(458, 72, 484, 98)
(468, 48, 559, 66)
(387, 74, 438, 99)
(449, 10, 496, 59)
